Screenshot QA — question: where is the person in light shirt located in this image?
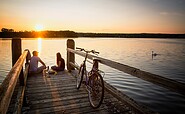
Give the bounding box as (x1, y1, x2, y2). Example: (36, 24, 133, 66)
(29, 51, 46, 74)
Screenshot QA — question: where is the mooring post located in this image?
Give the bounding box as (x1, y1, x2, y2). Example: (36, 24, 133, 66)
(67, 39, 75, 72)
(12, 38, 24, 86)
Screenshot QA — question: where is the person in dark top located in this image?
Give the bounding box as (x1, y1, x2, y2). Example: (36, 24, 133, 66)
(51, 52, 65, 71)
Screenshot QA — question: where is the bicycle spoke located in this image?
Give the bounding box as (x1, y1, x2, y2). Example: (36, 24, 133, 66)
(88, 73, 104, 108)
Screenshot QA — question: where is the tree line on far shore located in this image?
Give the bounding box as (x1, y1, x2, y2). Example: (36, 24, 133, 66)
(0, 28, 185, 38)
(0, 28, 77, 38)
(77, 33, 185, 38)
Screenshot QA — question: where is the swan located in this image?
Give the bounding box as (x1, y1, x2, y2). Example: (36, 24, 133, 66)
(152, 51, 159, 56)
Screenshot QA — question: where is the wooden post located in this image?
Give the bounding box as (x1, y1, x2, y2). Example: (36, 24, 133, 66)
(12, 38, 24, 86)
(67, 39, 75, 71)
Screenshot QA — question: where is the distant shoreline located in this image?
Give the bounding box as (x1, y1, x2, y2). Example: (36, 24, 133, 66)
(0, 31, 185, 38)
(77, 33, 185, 38)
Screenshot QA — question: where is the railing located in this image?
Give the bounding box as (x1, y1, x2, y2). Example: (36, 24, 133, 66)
(66, 39, 185, 96)
(0, 38, 30, 114)
(66, 39, 185, 113)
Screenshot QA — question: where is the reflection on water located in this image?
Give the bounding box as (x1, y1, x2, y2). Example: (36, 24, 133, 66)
(37, 38, 42, 54)
(0, 38, 185, 114)
(0, 39, 11, 83)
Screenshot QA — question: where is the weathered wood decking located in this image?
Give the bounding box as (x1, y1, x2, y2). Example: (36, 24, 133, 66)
(18, 70, 150, 114)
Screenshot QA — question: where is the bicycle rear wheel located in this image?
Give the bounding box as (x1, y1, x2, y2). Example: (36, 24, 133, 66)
(76, 64, 84, 89)
(88, 72, 104, 108)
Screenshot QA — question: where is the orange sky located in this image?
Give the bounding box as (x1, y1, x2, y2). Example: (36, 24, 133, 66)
(0, 0, 185, 33)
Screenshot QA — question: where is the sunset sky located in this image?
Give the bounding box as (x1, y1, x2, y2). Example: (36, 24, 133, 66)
(0, 0, 185, 33)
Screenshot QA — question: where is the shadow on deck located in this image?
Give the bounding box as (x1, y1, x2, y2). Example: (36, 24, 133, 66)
(22, 70, 141, 114)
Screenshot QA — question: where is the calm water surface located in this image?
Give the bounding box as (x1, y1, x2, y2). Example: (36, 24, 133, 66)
(0, 38, 185, 114)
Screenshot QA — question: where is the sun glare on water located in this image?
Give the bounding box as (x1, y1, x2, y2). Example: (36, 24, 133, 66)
(38, 38, 42, 54)
(35, 24, 44, 31)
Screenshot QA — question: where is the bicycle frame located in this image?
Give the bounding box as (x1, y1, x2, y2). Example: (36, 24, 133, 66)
(76, 47, 104, 108)
(82, 52, 101, 85)
(82, 51, 88, 84)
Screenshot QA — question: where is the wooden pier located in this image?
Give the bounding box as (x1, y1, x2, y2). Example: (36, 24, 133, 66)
(6, 70, 155, 114)
(1, 38, 185, 114)
(20, 70, 150, 114)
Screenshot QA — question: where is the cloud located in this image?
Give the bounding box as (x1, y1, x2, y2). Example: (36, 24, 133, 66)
(160, 11, 184, 16)
(160, 12, 169, 16)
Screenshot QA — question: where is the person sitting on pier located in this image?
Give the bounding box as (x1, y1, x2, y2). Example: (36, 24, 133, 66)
(29, 51, 46, 74)
(51, 52, 65, 71)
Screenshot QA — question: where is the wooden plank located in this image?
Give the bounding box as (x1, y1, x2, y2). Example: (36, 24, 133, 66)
(27, 76, 75, 82)
(27, 79, 76, 85)
(26, 83, 76, 90)
(27, 89, 87, 101)
(29, 93, 88, 105)
(27, 80, 76, 88)
(13, 63, 29, 114)
(28, 101, 107, 114)
(0, 51, 28, 114)
(27, 93, 86, 102)
(67, 48, 185, 96)
(104, 81, 156, 114)
(30, 95, 89, 110)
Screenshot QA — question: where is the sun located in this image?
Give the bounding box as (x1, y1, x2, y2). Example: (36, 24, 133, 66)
(35, 24, 44, 31)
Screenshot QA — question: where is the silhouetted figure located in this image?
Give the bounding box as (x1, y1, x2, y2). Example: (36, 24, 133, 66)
(152, 51, 158, 56)
(51, 52, 65, 71)
(152, 51, 161, 60)
(29, 51, 46, 74)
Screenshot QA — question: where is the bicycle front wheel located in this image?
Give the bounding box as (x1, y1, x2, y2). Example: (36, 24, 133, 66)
(76, 64, 84, 89)
(88, 72, 104, 108)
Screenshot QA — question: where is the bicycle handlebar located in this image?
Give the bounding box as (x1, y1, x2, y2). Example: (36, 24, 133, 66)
(76, 47, 84, 51)
(76, 47, 99, 54)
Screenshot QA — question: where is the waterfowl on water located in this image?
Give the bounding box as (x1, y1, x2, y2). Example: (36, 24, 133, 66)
(152, 51, 159, 56)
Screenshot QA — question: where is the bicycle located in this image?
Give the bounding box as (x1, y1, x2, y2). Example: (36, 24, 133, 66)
(76, 47, 104, 108)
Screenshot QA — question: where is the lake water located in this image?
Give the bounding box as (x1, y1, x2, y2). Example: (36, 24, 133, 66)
(0, 38, 185, 114)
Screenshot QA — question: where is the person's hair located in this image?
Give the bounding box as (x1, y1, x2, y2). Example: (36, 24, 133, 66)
(32, 51, 38, 56)
(56, 52, 62, 65)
